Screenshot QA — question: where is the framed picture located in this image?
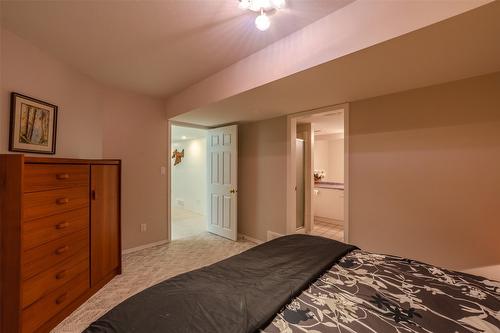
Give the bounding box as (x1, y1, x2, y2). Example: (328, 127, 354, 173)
(9, 92, 58, 154)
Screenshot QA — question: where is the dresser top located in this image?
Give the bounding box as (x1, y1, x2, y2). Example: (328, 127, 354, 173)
(0, 154, 120, 165)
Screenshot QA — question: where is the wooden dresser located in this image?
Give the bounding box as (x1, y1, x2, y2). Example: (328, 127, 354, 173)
(0, 155, 121, 333)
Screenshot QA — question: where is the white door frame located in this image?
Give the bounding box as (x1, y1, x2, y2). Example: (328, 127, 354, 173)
(286, 103, 350, 242)
(167, 120, 210, 242)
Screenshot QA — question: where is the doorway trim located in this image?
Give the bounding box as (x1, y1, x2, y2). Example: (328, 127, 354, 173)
(167, 120, 210, 242)
(286, 103, 350, 242)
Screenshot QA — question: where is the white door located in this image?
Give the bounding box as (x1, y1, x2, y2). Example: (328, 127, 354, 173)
(207, 125, 238, 241)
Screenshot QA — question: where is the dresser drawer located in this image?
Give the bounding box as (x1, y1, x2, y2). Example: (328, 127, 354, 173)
(22, 229, 89, 281)
(24, 186, 89, 221)
(22, 254, 89, 308)
(23, 208, 89, 251)
(24, 164, 89, 193)
(22, 273, 89, 333)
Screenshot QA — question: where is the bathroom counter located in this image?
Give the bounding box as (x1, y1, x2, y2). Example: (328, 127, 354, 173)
(313, 184, 344, 221)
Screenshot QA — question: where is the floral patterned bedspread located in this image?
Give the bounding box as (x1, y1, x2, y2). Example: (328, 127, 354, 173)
(262, 250, 500, 333)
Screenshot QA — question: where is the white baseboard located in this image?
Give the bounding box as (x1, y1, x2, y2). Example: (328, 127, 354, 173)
(267, 230, 284, 241)
(314, 216, 343, 226)
(122, 239, 169, 255)
(238, 233, 264, 244)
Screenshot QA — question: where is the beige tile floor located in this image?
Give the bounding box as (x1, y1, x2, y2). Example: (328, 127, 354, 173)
(309, 220, 344, 241)
(52, 233, 256, 332)
(171, 206, 206, 240)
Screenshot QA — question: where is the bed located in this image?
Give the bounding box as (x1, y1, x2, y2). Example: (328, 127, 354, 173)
(84, 235, 500, 333)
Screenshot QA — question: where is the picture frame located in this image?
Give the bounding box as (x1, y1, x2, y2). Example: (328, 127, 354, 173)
(9, 92, 58, 154)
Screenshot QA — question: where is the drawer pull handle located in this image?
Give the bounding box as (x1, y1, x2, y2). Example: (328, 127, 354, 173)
(55, 246, 69, 255)
(55, 221, 69, 229)
(56, 173, 70, 180)
(55, 293, 68, 305)
(56, 198, 69, 205)
(55, 270, 67, 280)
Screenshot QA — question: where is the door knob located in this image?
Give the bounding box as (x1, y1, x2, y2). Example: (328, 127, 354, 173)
(229, 189, 237, 194)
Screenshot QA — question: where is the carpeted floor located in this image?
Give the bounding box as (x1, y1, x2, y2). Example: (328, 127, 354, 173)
(51, 233, 255, 332)
(171, 206, 206, 240)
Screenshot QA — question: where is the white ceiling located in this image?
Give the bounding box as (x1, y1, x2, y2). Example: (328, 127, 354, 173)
(299, 111, 344, 136)
(173, 1, 500, 126)
(171, 125, 207, 142)
(1, 0, 353, 98)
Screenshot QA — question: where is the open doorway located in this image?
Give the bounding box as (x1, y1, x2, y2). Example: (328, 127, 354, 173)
(168, 123, 239, 242)
(308, 112, 345, 240)
(170, 124, 208, 240)
(286, 104, 348, 242)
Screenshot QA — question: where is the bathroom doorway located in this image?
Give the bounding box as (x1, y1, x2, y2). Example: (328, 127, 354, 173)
(287, 104, 348, 242)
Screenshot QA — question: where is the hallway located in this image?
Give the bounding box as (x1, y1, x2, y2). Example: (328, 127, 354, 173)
(171, 207, 206, 240)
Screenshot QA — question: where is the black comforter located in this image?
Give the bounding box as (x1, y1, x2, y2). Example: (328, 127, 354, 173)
(84, 235, 356, 333)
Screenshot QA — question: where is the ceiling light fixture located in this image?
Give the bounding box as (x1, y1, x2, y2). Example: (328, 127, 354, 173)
(255, 10, 271, 31)
(238, 0, 286, 31)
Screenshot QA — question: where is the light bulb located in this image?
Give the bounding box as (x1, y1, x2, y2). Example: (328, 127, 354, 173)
(238, 0, 250, 10)
(255, 13, 270, 31)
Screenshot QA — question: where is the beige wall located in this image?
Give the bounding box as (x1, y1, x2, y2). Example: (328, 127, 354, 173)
(101, 89, 167, 250)
(238, 72, 500, 279)
(238, 116, 288, 241)
(350, 72, 500, 275)
(314, 135, 344, 183)
(1, 28, 103, 158)
(1, 28, 168, 250)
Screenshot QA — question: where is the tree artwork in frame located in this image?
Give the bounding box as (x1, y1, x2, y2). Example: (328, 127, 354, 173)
(9, 92, 58, 154)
